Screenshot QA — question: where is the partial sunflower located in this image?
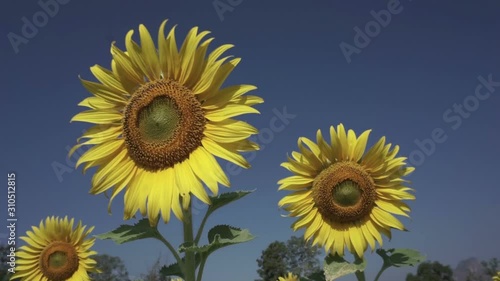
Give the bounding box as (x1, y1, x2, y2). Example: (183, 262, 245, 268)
(493, 271, 500, 281)
(277, 272, 299, 281)
(11, 216, 98, 281)
(70, 20, 262, 225)
(278, 124, 415, 258)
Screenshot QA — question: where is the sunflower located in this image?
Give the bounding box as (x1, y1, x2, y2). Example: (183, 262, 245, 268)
(277, 272, 299, 281)
(493, 271, 500, 281)
(70, 20, 262, 225)
(11, 216, 98, 281)
(278, 124, 415, 258)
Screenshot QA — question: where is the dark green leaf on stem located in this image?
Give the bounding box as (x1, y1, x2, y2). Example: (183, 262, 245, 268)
(95, 219, 159, 244)
(376, 248, 426, 268)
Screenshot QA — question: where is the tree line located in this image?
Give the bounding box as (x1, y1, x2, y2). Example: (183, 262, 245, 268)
(1, 242, 498, 281)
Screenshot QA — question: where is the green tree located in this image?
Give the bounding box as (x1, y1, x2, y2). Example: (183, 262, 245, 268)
(286, 236, 322, 278)
(466, 258, 499, 281)
(89, 254, 131, 281)
(481, 258, 499, 277)
(406, 261, 455, 281)
(256, 236, 323, 281)
(256, 241, 289, 281)
(140, 255, 172, 281)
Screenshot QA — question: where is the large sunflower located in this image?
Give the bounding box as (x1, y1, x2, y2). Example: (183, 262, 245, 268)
(11, 216, 98, 281)
(70, 20, 262, 225)
(278, 124, 415, 258)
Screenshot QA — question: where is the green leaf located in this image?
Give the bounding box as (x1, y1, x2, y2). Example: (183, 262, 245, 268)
(160, 262, 183, 278)
(206, 190, 254, 216)
(179, 225, 254, 256)
(323, 254, 366, 281)
(95, 219, 159, 244)
(159, 254, 203, 279)
(306, 270, 326, 281)
(376, 248, 426, 268)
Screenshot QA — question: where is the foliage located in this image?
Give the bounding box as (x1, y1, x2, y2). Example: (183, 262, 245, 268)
(406, 261, 455, 281)
(256, 236, 322, 281)
(139, 255, 171, 281)
(466, 258, 499, 281)
(286, 236, 322, 277)
(481, 258, 499, 277)
(256, 241, 289, 281)
(89, 254, 131, 281)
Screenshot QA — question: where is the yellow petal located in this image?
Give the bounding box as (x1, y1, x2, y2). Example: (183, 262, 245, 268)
(89, 65, 128, 95)
(80, 78, 127, 104)
(375, 200, 410, 217)
(348, 223, 367, 258)
(185, 37, 214, 88)
(71, 109, 122, 124)
(111, 42, 143, 85)
(138, 24, 161, 80)
(78, 96, 118, 109)
(202, 138, 249, 168)
(352, 129, 371, 162)
(188, 148, 219, 195)
(90, 153, 135, 194)
(76, 139, 123, 168)
(202, 84, 257, 109)
(166, 167, 184, 221)
(370, 207, 406, 230)
(165, 25, 180, 79)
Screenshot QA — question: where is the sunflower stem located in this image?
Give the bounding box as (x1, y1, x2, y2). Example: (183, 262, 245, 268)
(154, 229, 184, 269)
(194, 209, 210, 244)
(183, 202, 196, 281)
(373, 265, 389, 281)
(196, 253, 207, 281)
(354, 270, 366, 281)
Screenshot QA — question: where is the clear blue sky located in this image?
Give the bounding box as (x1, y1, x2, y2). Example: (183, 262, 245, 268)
(1, 1, 499, 280)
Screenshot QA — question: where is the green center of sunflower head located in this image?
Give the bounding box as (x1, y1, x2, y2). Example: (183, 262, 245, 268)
(138, 96, 180, 142)
(48, 251, 68, 269)
(332, 180, 362, 207)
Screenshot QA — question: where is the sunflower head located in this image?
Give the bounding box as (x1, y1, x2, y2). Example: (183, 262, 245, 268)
(70, 20, 262, 226)
(278, 124, 415, 258)
(277, 272, 299, 281)
(11, 216, 98, 281)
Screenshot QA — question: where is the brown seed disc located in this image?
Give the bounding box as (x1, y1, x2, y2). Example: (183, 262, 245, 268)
(123, 79, 206, 171)
(39, 241, 79, 281)
(312, 161, 376, 223)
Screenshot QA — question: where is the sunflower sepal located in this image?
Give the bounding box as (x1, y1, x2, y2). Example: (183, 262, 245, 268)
(94, 218, 160, 244)
(322, 253, 367, 281)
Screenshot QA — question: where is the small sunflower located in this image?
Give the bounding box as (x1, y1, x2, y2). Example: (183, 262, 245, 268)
(11, 216, 98, 281)
(493, 271, 500, 281)
(278, 124, 415, 258)
(70, 20, 262, 225)
(277, 272, 299, 281)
